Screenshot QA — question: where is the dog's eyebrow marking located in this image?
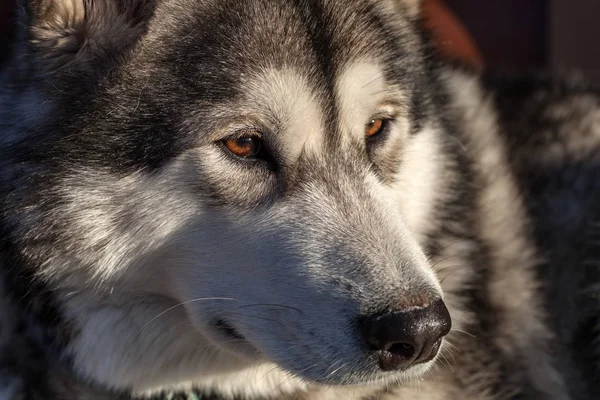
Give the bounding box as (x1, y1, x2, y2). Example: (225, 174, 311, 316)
(241, 68, 325, 163)
(335, 61, 407, 142)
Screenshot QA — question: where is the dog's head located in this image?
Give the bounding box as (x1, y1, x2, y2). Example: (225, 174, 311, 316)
(1, 0, 451, 395)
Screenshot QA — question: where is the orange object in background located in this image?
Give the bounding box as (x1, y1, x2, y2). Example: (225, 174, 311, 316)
(422, 0, 484, 69)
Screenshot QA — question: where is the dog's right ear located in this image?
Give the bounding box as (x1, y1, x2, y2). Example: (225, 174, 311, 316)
(14, 0, 155, 75)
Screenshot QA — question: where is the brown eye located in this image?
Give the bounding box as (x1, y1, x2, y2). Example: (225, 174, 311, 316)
(222, 136, 262, 159)
(365, 118, 385, 137)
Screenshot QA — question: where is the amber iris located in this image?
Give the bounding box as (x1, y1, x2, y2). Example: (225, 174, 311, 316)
(366, 119, 384, 137)
(223, 136, 262, 158)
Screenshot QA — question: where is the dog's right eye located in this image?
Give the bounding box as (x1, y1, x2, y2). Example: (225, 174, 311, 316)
(365, 118, 391, 139)
(222, 135, 262, 159)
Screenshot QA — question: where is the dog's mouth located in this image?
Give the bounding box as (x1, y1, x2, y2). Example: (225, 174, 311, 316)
(206, 318, 261, 359)
(214, 319, 246, 341)
(203, 316, 440, 386)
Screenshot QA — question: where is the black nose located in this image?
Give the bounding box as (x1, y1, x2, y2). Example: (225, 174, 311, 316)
(360, 299, 451, 371)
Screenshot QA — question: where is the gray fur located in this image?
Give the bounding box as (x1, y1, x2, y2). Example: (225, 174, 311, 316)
(0, 0, 598, 399)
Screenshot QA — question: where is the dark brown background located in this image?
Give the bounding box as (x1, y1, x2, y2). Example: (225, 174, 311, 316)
(0, 0, 599, 83)
(433, 0, 600, 84)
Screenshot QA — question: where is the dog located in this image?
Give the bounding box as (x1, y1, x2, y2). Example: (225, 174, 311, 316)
(0, 0, 599, 399)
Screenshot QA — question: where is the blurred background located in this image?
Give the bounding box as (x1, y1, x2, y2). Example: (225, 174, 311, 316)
(423, 0, 600, 84)
(0, 0, 599, 84)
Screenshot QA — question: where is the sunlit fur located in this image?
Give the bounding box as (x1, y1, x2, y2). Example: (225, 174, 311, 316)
(0, 1, 599, 399)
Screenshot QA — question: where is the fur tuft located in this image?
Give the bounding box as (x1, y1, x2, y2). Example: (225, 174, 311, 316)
(23, 0, 154, 74)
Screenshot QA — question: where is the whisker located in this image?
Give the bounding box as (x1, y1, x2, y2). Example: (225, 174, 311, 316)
(361, 74, 383, 89)
(274, 366, 314, 392)
(438, 353, 454, 372)
(323, 359, 344, 377)
(232, 303, 303, 314)
(271, 344, 299, 359)
(451, 328, 476, 338)
(435, 239, 469, 254)
(442, 347, 457, 363)
(438, 265, 463, 285)
(257, 364, 284, 383)
(134, 297, 236, 338)
(431, 255, 462, 270)
(327, 361, 346, 378)
(219, 311, 279, 323)
(435, 263, 463, 275)
(443, 341, 460, 354)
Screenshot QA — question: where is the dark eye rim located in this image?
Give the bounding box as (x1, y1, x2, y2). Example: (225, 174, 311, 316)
(218, 132, 280, 171)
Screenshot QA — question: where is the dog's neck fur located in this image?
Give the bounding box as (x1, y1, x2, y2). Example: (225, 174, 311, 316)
(0, 66, 569, 400)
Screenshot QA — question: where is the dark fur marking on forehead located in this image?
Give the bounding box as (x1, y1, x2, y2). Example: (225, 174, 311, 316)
(404, 24, 438, 134)
(289, 0, 336, 90)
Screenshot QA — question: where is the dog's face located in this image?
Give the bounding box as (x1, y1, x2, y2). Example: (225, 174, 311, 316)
(2, 0, 451, 394)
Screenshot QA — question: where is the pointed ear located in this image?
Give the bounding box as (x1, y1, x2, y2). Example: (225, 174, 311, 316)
(407, 0, 423, 16)
(393, 0, 423, 19)
(19, 0, 155, 74)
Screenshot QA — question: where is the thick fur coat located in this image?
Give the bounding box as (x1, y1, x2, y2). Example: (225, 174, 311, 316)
(0, 1, 598, 399)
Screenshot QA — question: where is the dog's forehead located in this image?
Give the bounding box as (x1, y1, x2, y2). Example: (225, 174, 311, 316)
(104, 0, 425, 172)
(146, 0, 408, 84)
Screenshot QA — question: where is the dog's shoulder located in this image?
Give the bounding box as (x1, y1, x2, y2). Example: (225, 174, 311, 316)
(483, 72, 600, 397)
(480, 72, 600, 236)
(481, 72, 600, 257)
(481, 72, 600, 163)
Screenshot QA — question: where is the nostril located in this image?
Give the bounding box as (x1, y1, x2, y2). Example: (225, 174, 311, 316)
(388, 342, 415, 359)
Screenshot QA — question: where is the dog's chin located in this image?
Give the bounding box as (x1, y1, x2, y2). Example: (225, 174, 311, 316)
(301, 360, 435, 387)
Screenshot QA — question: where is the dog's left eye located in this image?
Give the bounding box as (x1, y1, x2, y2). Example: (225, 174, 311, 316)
(365, 118, 390, 139)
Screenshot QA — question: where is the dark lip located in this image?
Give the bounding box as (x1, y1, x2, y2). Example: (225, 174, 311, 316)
(209, 318, 265, 359)
(209, 319, 435, 385)
(214, 318, 246, 341)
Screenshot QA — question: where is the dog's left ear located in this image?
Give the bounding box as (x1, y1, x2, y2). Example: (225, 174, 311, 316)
(406, 0, 423, 15)
(394, 0, 423, 18)
(18, 0, 155, 75)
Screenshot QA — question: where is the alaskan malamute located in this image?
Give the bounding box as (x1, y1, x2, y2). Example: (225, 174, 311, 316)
(0, 1, 598, 399)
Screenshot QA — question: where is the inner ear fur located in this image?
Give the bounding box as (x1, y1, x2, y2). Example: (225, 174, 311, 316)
(24, 0, 155, 74)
